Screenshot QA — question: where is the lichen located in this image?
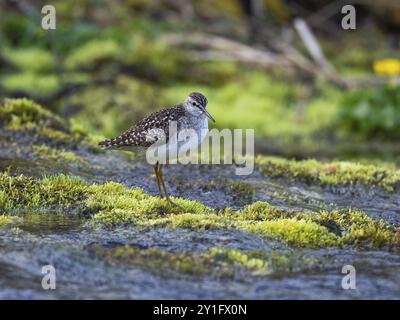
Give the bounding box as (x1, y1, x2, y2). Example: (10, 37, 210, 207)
(256, 155, 400, 191)
(0, 172, 398, 249)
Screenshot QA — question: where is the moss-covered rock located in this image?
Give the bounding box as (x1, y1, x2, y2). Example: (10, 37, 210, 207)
(30, 144, 87, 164)
(0, 98, 65, 130)
(1, 172, 398, 249)
(256, 155, 400, 191)
(0, 98, 101, 150)
(0, 214, 22, 227)
(88, 245, 270, 277)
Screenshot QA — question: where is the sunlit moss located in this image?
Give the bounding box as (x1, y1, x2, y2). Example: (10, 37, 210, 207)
(229, 181, 254, 200)
(163, 72, 339, 136)
(69, 76, 160, 137)
(312, 209, 396, 247)
(0, 98, 65, 130)
(240, 219, 339, 248)
(30, 144, 86, 164)
(236, 202, 399, 248)
(209, 248, 269, 274)
(0, 173, 87, 210)
(1, 47, 55, 72)
(121, 35, 189, 82)
(88, 183, 213, 227)
(0, 172, 398, 249)
(256, 155, 400, 191)
(64, 39, 120, 70)
(90, 244, 270, 276)
(0, 214, 22, 227)
(0, 98, 100, 149)
(1, 72, 60, 97)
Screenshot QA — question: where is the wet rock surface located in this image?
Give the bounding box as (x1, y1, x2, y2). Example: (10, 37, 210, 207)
(1, 124, 400, 299)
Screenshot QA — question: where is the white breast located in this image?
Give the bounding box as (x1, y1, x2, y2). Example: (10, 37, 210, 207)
(154, 116, 209, 163)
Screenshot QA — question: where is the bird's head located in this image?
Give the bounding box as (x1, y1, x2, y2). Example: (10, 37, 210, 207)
(183, 92, 215, 122)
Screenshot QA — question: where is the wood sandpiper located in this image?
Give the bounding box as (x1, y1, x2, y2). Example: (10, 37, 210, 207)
(99, 92, 215, 205)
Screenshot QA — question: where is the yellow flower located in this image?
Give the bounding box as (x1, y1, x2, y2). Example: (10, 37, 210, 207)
(373, 59, 400, 77)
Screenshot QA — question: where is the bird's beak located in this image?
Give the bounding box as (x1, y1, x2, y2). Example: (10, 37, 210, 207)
(201, 106, 216, 123)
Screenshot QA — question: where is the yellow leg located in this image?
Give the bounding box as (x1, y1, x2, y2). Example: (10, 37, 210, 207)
(154, 162, 163, 198)
(158, 164, 176, 206)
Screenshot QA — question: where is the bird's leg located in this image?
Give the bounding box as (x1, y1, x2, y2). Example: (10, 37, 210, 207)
(154, 162, 164, 198)
(158, 164, 177, 206)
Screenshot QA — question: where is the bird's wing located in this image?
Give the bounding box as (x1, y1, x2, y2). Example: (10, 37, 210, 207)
(98, 105, 184, 149)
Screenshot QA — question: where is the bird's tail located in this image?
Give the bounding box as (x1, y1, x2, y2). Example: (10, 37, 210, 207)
(98, 137, 121, 149)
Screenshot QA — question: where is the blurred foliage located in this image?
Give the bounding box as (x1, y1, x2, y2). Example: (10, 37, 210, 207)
(337, 84, 400, 139)
(64, 39, 120, 70)
(1, 0, 400, 160)
(1, 47, 55, 72)
(373, 59, 400, 77)
(69, 75, 160, 137)
(2, 72, 60, 97)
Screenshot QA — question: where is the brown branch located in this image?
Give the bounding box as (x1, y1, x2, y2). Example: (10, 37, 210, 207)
(164, 32, 396, 89)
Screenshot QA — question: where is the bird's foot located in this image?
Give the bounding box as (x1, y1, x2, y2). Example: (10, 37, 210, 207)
(166, 198, 180, 208)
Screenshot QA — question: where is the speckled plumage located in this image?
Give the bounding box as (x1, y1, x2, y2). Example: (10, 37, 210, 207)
(99, 105, 186, 149)
(98, 92, 213, 205)
(99, 92, 211, 151)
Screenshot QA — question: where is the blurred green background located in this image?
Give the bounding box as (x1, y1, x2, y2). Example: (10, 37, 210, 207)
(1, 0, 400, 162)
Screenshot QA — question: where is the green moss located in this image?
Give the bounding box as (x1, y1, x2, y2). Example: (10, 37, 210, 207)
(236, 202, 398, 248)
(1, 73, 60, 97)
(0, 172, 398, 249)
(240, 219, 339, 248)
(256, 155, 400, 191)
(1, 47, 55, 72)
(163, 72, 339, 135)
(312, 209, 396, 247)
(88, 184, 213, 227)
(229, 181, 254, 200)
(90, 245, 270, 276)
(30, 145, 86, 164)
(209, 248, 269, 274)
(0, 98, 100, 149)
(69, 76, 159, 137)
(0, 214, 21, 227)
(0, 173, 87, 211)
(0, 98, 65, 130)
(146, 213, 231, 230)
(120, 34, 237, 85)
(121, 35, 190, 82)
(64, 39, 120, 70)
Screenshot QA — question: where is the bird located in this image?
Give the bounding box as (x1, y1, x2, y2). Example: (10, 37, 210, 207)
(98, 92, 215, 205)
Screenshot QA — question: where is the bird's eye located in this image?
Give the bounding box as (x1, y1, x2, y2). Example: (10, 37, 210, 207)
(192, 102, 196, 106)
